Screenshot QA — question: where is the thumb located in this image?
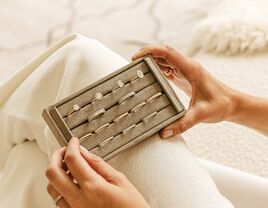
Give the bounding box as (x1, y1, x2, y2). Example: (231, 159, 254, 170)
(80, 148, 123, 184)
(160, 107, 202, 139)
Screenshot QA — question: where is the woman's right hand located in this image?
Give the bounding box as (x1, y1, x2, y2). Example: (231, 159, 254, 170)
(132, 45, 239, 138)
(46, 138, 150, 208)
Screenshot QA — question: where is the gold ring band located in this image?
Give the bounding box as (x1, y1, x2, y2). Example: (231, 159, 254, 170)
(54, 195, 63, 207)
(92, 92, 103, 103)
(95, 123, 110, 133)
(112, 80, 125, 92)
(147, 92, 162, 103)
(142, 111, 157, 122)
(88, 108, 106, 122)
(67, 104, 80, 116)
(113, 112, 129, 123)
(130, 70, 144, 82)
(99, 136, 114, 148)
(131, 101, 146, 113)
(118, 91, 135, 104)
(123, 124, 136, 134)
(79, 132, 93, 143)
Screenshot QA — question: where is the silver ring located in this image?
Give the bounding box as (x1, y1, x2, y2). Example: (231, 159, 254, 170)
(118, 91, 135, 104)
(54, 195, 63, 207)
(131, 70, 144, 82)
(95, 123, 109, 133)
(131, 101, 146, 113)
(142, 111, 157, 122)
(147, 92, 162, 103)
(92, 92, 103, 103)
(88, 108, 106, 122)
(112, 80, 125, 92)
(67, 104, 80, 116)
(113, 112, 128, 123)
(79, 132, 93, 143)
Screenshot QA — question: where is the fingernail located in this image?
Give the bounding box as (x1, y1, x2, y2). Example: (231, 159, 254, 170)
(162, 130, 173, 139)
(131, 55, 137, 60)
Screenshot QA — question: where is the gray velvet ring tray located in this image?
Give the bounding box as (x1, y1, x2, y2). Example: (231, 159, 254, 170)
(42, 55, 186, 160)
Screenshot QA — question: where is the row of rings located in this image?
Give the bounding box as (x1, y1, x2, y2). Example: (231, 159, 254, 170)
(67, 90, 132, 117)
(113, 69, 144, 91)
(66, 70, 144, 117)
(67, 90, 134, 117)
(78, 92, 163, 143)
(87, 91, 162, 123)
(79, 110, 158, 146)
(67, 92, 103, 116)
(86, 91, 136, 123)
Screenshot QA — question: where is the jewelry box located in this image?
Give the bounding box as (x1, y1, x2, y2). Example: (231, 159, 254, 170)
(42, 55, 185, 160)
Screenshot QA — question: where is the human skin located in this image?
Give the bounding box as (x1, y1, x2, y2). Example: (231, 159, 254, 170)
(46, 45, 268, 208)
(46, 138, 150, 208)
(132, 45, 268, 138)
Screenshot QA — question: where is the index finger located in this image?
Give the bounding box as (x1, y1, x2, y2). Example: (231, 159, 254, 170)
(64, 137, 103, 186)
(46, 147, 80, 203)
(132, 45, 199, 81)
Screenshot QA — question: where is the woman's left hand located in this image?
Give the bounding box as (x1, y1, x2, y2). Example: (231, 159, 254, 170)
(46, 137, 150, 208)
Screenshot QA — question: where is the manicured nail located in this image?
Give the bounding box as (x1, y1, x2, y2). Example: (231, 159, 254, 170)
(162, 130, 173, 139)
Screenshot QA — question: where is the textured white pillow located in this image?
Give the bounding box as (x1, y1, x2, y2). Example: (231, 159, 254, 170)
(189, 0, 268, 55)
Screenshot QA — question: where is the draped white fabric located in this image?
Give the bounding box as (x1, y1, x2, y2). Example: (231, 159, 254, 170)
(0, 34, 235, 208)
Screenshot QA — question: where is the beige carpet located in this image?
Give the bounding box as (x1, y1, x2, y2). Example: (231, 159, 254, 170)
(1, 0, 268, 178)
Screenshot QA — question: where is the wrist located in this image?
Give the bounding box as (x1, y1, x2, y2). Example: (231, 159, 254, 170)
(226, 89, 244, 123)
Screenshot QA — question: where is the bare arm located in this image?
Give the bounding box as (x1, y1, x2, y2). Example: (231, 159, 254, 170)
(229, 92, 268, 136)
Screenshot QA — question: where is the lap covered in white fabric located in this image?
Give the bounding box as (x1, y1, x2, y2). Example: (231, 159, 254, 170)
(0, 34, 233, 208)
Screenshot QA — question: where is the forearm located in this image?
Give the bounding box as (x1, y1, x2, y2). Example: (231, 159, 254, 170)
(228, 91, 268, 136)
